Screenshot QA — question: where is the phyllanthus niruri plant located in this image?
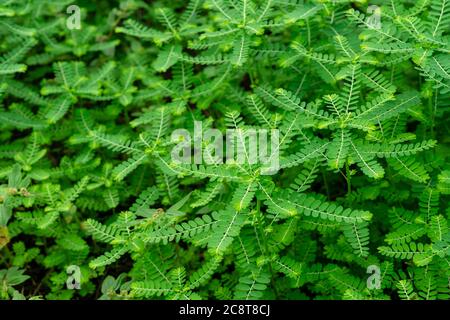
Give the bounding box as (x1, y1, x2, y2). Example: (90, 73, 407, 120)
(0, 0, 449, 300)
(171, 120, 280, 175)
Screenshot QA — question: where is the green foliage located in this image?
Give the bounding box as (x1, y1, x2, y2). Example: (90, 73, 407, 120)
(0, 0, 449, 300)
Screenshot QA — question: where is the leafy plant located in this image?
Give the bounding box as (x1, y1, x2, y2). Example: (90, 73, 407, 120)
(0, 0, 449, 300)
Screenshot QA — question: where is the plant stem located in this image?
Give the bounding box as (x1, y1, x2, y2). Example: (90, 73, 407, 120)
(322, 169, 331, 200)
(256, 199, 279, 299)
(346, 162, 351, 195)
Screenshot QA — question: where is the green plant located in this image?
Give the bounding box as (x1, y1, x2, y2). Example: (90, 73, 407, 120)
(0, 0, 449, 300)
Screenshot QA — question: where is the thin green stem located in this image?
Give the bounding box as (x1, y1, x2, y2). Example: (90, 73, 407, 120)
(256, 199, 280, 299)
(346, 162, 351, 195)
(322, 169, 331, 200)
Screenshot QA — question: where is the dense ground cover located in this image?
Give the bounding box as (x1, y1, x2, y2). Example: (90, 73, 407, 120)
(0, 0, 449, 300)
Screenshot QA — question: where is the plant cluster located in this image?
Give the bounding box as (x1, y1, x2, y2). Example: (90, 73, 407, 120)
(0, 0, 449, 300)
